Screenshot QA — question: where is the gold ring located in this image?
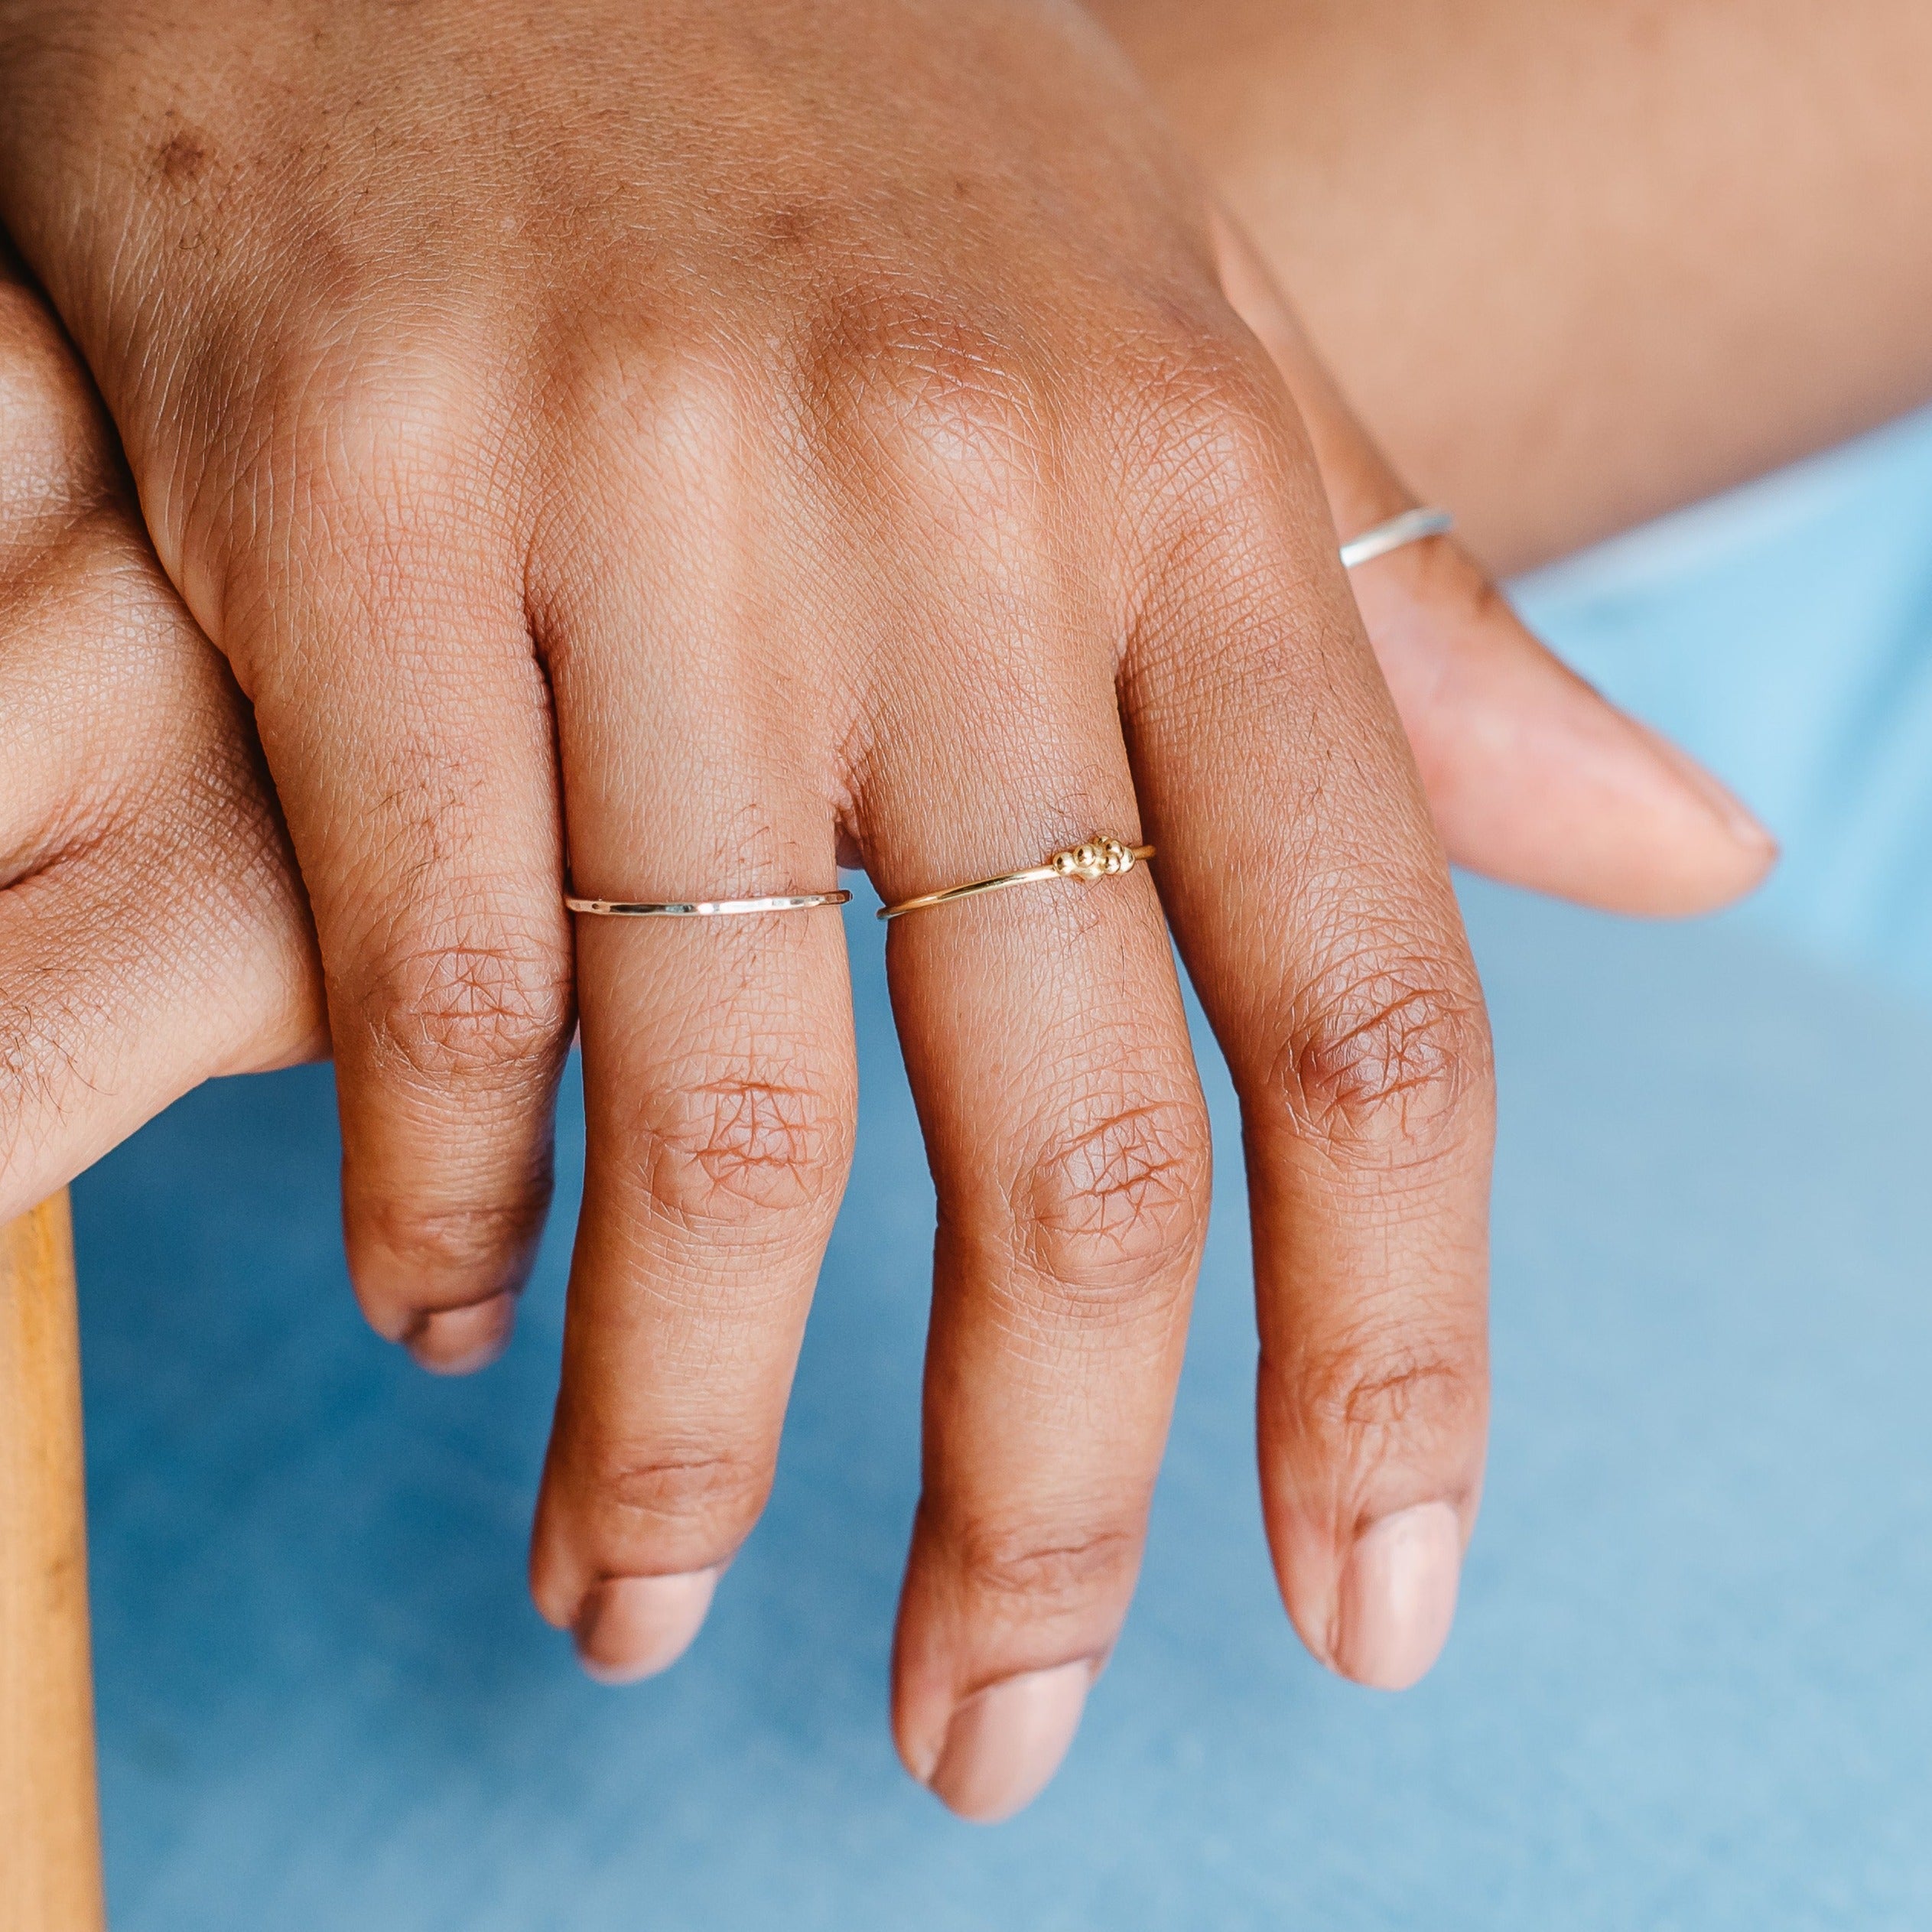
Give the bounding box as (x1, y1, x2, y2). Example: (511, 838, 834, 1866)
(566, 890, 851, 918)
(878, 834, 1153, 922)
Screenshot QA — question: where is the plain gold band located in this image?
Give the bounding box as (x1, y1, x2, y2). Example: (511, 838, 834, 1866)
(878, 834, 1153, 922)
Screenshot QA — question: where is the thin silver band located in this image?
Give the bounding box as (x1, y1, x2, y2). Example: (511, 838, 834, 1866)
(565, 890, 851, 918)
(1338, 506, 1455, 571)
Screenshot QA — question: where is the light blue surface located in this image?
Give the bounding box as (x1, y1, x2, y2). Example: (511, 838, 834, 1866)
(1517, 404, 1932, 1001)
(77, 416, 1932, 1926)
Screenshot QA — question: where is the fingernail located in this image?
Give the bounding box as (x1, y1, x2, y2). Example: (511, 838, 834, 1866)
(407, 1294, 516, 1374)
(927, 1660, 1094, 1823)
(1335, 1501, 1463, 1690)
(574, 1569, 720, 1685)
(1636, 718, 1778, 854)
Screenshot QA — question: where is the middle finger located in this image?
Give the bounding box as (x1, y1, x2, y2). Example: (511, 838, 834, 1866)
(828, 364, 1211, 1821)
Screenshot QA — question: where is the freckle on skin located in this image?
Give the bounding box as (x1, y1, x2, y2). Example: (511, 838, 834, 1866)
(766, 203, 818, 248)
(154, 127, 210, 187)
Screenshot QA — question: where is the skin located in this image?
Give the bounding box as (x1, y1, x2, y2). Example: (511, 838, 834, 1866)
(1096, 0, 1932, 574)
(0, 1, 1774, 1823)
(0, 250, 324, 1192)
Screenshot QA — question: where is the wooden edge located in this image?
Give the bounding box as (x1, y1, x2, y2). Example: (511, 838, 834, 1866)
(1, 1192, 106, 1931)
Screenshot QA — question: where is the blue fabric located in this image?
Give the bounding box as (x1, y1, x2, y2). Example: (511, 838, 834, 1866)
(1516, 405, 1932, 1001)
(76, 415, 1932, 1927)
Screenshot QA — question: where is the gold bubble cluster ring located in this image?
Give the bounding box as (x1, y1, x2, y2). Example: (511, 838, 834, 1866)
(878, 833, 1153, 922)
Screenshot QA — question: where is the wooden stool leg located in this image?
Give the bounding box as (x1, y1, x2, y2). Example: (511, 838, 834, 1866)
(2, 1192, 106, 1931)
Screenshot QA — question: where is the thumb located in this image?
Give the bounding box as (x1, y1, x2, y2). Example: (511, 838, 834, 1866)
(1210, 206, 1775, 918)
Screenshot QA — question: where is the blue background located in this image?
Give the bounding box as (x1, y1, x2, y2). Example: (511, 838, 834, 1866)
(76, 414, 1932, 1927)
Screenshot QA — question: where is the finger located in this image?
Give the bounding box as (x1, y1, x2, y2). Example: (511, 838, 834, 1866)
(1346, 530, 1778, 915)
(218, 379, 574, 1375)
(0, 522, 323, 1221)
(817, 354, 1210, 1820)
(1212, 207, 1776, 916)
(1118, 330, 1492, 1693)
(873, 775, 1205, 1824)
(523, 431, 856, 1683)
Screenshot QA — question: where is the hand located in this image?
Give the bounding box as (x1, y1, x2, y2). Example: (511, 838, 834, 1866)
(0, 210, 1752, 1233)
(0, 247, 323, 1224)
(0, 0, 1758, 1822)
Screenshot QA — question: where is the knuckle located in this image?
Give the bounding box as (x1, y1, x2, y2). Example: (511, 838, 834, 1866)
(1273, 955, 1492, 1162)
(628, 1054, 854, 1236)
(357, 1188, 549, 1289)
(586, 1442, 771, 1544)
(1104, 318, 1341, 595)
(212, 330, 513, 652)
(1016, 1088, 1210, 1313)
(265, 330, 499, 535)
(1114, 314, 1294, 498)
(359, 925, 572, 1094)
(1283, 1318, 1485, 1467)
(800, 291, 1046, 517)
(561, 327, 752, 498)
(948, 1512, 1143, 1615)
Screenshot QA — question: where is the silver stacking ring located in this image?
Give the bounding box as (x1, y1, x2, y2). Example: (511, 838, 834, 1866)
(1338, 506, 1455, 571)
(564, 890, 851, 918)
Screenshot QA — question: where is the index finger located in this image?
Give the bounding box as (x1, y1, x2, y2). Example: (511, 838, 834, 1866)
(1120, 334, 1493, 1690)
